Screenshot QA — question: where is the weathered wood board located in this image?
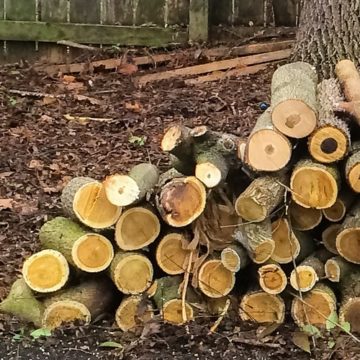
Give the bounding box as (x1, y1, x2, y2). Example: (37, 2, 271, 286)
(102, 0, 134, 25)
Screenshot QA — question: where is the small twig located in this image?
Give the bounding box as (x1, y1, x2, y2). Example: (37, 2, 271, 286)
(230, 337, 281, 349)
(57, 40, 99, 51)
(209, 299, 231, 334)
(182, 250, 194, 323)
(8, 89, 65, 98)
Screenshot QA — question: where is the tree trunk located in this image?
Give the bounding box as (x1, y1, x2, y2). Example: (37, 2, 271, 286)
(292, 0, 360, 78)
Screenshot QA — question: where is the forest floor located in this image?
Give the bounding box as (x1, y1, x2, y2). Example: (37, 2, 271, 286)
(0, 47, 359, 359)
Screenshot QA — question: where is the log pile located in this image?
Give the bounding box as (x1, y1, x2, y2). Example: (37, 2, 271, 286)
(1, 59, 360, 336)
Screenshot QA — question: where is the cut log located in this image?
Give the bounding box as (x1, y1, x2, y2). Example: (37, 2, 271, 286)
(110, 252, 153, 294)
(39, 217, 114, 273)
(338, 270, 360, 332)
(271, 218, 314, 264)
(220, 244, 249, 272)
(239, 290, 285, 324)
(22, 249, 69, 293)
(322, 191, 354, 223)
(290, 159, 340, 209)
(271, 62, 318, 138)
(258, 263, 287, 295)
(103, 163, 159, 207)
(136, 49, 291, 86)
(0, 278, 44, 327)
(198, 259, 236, 298)
(235, 219, 275, 264)
(289, 201, 323, 231)
(308, 79, 350, 163)
(115, 207, 161, 251)
(152, 276, 198, 325)
(156, 233, 191, 275)
(235, 175, 286, 222)
(322, 224, 341, 255)
(61, 177, 122, 229)
(325, 256, 356, 283)
(336, 201, 360, 264)
(157, 176, 206, 227)
(335, 60, 360, 126)
(291, 284, 337, 328)
(115, 296, 154, 332)
(244, 109, 292, 172)
(42, 278, 114, 329)
(345, 145, 360, 193)
(161, 125, 193, 159)
(289, 254, 326, 292)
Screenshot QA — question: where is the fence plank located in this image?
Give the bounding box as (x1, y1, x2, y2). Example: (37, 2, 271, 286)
(0, 0, 3, 19)
(4, 0, 37, 63)
(273, 0, 297, 26)
(38, 0, 68, 64)
(70, 0, 101, 24)
(102, 0, 134, 25)
(209, 0, 232, 25)
(167, 0, 189, 25)
(135, 0, 165, 26)
(189, 0, 208, 42)
(0, 21, 187, 46)
(234, 0, 264, 26)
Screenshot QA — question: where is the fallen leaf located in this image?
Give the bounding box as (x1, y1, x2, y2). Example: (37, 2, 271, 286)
(292, 331, 311, 354)
(117, 63, 138, 75)
(140, 321, 162, 339)
(66, 82, 85, 91)
(12, 200, 39, 216)
(0, 199, 13, 210)
(257, 322, 281, 339)
(49, 163, 61, 172)
(28, 159, 44, 170)
(326, 311, 338, 331)
(74, 94, 102, 105)
(30, 328, 52, 339)
(41, 96, 57, 106)
(0, 172, 14, 179)
(125, 101, 142, 113)
(99, 341, 123, 349)
(62, 75, 76, 83)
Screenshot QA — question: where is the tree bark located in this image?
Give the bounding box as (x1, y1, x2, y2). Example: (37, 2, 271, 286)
(292, 0, 360, 78)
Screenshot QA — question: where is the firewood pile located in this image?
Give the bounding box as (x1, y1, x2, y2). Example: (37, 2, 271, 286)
(1, 59, 360, 336)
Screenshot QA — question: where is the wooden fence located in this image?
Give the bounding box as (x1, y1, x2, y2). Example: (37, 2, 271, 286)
(0, 0, 299, 64)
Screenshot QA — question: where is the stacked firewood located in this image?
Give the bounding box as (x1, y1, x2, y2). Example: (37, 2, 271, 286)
(1, 59, 360, 334)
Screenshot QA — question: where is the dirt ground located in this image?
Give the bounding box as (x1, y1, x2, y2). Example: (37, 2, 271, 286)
(0, 49, 359, 359)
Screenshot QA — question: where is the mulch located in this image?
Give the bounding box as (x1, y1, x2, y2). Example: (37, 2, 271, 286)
(0, 50, 359, 360)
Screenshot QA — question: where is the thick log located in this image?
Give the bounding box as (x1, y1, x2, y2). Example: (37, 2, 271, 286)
(42, 278, 114, 329)
(244, 109, 292, 172)
(115, 206, 161, 251)
(345, 144, 360, 193)
(336, 201, 360, 264)
(308, 79, 350, 163)
(0, 278, 44, 327)
(103, 163, 159, 207)
(289, 254, 327, 292)
(110, 252, 153, 294)
(156, 233, 191, 275)
(161, 125, 194, 159)
(271, 218, 314, 264)
(338, 270, 360, 332)
(291, 283, 337, 328)
(325, 256, 356, 283)
(153, 276, 197, 325)
(290, 159, 340, 209)
(235, 175, 286, 222)
(198, 259, 235, 298)
(322, 224, 341, 255)
(271, 62, 318, 138)
(220, 244, 249, 272)
(289, 201, 323, 231)
(239, 290, 285, 324)
(322, 191, 354, 223)
(22, 249, 69, 293)
(39, 217, 114, 272)
(61, 177, 122, 229)
(156, 176, 206, 227)
(235, 219, 275, 264)
(258, 263, 287, 295)
(115, 296, 154, 332)
(335, 60, 360, 126)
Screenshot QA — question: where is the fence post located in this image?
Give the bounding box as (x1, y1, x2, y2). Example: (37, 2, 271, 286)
(189, 0, 209, 42)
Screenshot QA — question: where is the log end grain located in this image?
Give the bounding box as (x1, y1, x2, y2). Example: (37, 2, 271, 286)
(336, 228, 360, 264)
(322, 224, 341, 255)
(162, 299, 194, 325)
(289, 201, 323, 231)
(325, 258, 341, 282)
(115, 207, 161, 251)
(22, 250, 69, 293)
(339, 298, 360, 333)
(289, 265, 318, 292)
(103, 174, 140, 206)
(258, 263, 287, 295)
